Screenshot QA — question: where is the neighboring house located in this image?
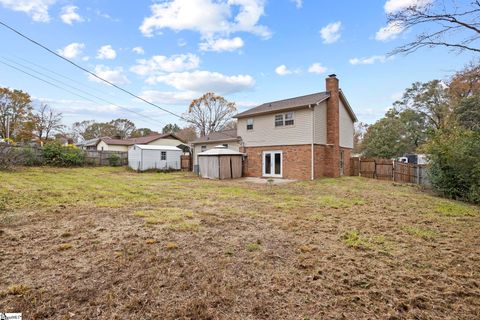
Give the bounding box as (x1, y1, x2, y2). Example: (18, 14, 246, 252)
(235, 74, 357, 180)
(190, 129, 241, 167)
(77, 137, 109, 150)
(92, 133, 187, 152)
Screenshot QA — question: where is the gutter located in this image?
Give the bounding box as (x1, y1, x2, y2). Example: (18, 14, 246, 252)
(309, 104, 315, 180)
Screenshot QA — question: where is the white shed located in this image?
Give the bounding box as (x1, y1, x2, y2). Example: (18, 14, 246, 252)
(128, 144, 182, 171)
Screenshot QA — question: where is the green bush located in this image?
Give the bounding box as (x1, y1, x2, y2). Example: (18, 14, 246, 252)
(43, 142, 85, 167)
(425, 129, 480, 204)
(107, 153, 121, 166)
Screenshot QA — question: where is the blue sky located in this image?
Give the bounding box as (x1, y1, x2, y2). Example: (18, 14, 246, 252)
(0, 0, 476, 132)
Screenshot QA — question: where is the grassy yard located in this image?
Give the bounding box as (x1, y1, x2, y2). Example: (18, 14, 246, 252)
(0, 167, 479, 319)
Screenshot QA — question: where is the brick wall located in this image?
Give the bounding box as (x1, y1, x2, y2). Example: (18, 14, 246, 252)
(242, 144, 353, 180)
(242, 145, 311, 180)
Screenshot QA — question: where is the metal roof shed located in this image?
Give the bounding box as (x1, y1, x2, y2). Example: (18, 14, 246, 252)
(128, 144, 182, 171)
(198, 146, 244, 179)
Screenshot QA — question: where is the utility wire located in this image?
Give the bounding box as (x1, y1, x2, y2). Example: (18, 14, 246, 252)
(0, 20, 185, 120)
(0, 59, 166, 130)
(1, 56, 166, 128)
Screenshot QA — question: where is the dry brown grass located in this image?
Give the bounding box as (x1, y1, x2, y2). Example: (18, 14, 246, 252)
(1, 167, 479, 319)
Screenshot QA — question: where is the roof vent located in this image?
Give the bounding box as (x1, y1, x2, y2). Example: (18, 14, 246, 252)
(328, 74, 337, 78)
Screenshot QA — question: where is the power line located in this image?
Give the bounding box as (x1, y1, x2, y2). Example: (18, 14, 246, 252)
(0, 20, 185, 120)
(0, 59, 166, 130)
(1, 56, 166, 128)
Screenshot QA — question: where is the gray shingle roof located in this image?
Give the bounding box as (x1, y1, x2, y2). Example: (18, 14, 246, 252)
(191, 129, 239, 144)
(234, 92, 330, 118)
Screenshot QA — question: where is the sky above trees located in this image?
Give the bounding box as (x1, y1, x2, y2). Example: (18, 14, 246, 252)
(0, 0, 477, 131)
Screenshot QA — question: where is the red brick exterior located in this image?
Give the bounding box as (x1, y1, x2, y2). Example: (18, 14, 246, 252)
(241, 144, 353, 180)
(326, 75, 340, 178)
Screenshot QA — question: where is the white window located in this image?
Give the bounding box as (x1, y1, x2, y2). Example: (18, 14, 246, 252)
(285, 112, 294, 126)
(247, 118, 254, 130)
(275, 112, 295, 127)
(201, 145, 207, 152)
(161, 151, 166, 160)
(275, 114, 284, 127)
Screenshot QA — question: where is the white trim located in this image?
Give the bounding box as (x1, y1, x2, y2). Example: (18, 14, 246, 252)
(262, 150, 283, 178)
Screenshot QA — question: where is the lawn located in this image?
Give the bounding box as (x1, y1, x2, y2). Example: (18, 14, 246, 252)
(1, 167, 479, 319)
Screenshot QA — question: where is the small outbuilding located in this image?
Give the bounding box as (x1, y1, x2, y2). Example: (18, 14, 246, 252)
(198, 145, 244, 179)
(128, 144, 182, 171)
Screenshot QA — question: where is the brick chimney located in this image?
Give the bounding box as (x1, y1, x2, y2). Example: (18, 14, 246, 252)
(325, 74, 340, 177)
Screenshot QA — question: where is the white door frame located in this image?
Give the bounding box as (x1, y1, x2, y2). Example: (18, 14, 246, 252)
(262, 150, 283, 178)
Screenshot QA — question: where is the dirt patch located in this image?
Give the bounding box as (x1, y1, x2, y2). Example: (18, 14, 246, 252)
(1, 168, 479, 319)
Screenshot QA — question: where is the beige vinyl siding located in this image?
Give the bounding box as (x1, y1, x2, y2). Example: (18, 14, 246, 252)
(149, 138, 184, 147)
(96, 141, 128, 152)
(339, 99, 354, 148)
(192, 141, 240, 166)
(313, 101, 327, 144)
(238, 108, 313, 147)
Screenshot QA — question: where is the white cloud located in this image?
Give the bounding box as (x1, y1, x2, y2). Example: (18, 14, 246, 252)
(151, 70, 255, 95)
(320, 21, 342, 44)
(140, 90, 198, 105)
(349, 55, 392, 65)
(57, 42, 85, 59)
(34, 97, 119, 114)
(60, 5, 84, 25)
(308, 63, 327, 74)
(96, 45, 117, 60)
(291, 0, 303, 8)
(130, 54, 200, 82)
(88, 65, 129, 85)
(375, 20, 404, 41)
(0, 0, 56, 22)
(199, 37, 244, 52)
(139, 0, 270, 39)
(132, 46, 145, 55)
(384, 0, 432, 14)
(275, 65, 292, 76)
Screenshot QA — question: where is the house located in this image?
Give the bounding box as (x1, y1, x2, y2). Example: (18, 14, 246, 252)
(190, 129, 240, 167)
(85, 133, 187, 152)
(192, 74, 357, 180)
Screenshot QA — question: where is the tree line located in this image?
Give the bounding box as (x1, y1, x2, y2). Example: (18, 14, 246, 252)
(356, 62, 480, 203)
(0, 89, 241, 144)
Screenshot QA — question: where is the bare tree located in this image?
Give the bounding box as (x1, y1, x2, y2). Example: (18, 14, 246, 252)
(388, 0, 480, 55)
(183, 92, 237, 137)
(33, 103, 64, 142)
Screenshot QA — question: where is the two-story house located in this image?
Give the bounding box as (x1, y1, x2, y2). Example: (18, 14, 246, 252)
(191, 74, 357, 180)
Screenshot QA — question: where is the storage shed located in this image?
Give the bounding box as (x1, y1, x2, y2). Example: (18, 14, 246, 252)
(128, 144, 182, 171)
(198, 145, 244, 179)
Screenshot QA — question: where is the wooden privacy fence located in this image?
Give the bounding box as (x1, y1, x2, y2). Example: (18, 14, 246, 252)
(350, 157, 430, 185)
(180, 155, 191, 171)
(84, 150, 128, 166)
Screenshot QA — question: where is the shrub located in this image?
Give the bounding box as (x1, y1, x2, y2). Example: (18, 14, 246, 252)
(108, 153, 121, 166)
(425, 129, 480, 204)
(43, 142, 85, 167)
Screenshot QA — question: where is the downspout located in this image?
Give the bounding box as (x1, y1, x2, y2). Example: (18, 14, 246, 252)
(309, 104, 315, 180)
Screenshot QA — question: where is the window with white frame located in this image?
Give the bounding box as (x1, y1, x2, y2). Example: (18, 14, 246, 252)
(246, 118, 254, 130)
(161, 151, 167, 160)
(274, 112, 295, 127)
